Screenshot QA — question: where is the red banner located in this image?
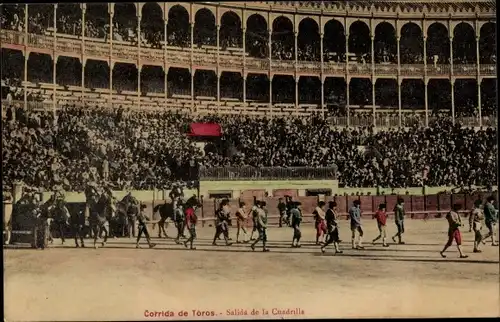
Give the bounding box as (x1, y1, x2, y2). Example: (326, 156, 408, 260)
(188, 123, 222, 137)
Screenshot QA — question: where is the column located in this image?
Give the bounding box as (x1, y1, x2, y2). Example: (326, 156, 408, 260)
(423, 36, 428, 126)
(243, 75, 246, 104)
(294, 30, 298, 110)
(242, 25, 246, 105)
(476, 35, 481, 126)
(81, 4, 86, 106)
(109, 10, 114, 106)
(137, 15, 141, 109)
(424, 78, 429, 127)
(396, 36, 401, 75)
(451, 79, 455, 124)
(23, 4, 28, 111)
(295, 78, 299, 109)
(320, 33, 324, 117)
(190, 22, 194, 112)
(216, 24, 220, 103)
(268, 29, 272, 113)
(164, 19, 168, 108)
(346, 78, 350, 126)
(449, 36, 454, 124)
(53, 4, 57, 119)
(396, 36, 401, 127)
(345, 34, 349, 126)
(371, 35, 375, 127)
(397, 78, 402, 127)
(478, 79, 482, 127)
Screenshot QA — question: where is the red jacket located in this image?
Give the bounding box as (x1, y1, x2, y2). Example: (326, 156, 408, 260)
(374, 210, 388, 226)
(185, 207, 197, 228)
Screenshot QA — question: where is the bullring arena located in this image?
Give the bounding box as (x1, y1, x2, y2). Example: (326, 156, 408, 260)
(1, 0, 499, 320)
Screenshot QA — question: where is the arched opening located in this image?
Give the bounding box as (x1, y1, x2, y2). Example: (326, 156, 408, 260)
(454, 79, 478, 117)
(85, 4, 109, 39)
(56, 56, 82, 86)
(428, 79, 451, 115)
(427, 23, 450, 65)
(323, 19, 346, 62)
(272, 16, 294, 60)
(27, 53, 53, 83)
(298, 76, 321, 104)
(481, 79, 497, 116)
(194, 70, 216, 97)
(453, 23, 476, 64)
(272, 75, 294, 103)
(167, 67, 191, 97)
(27, 4, 54, 34)
(0, 4, 25, 31)
(1, 48, 24, 81)
(401, 79, 424, 110)
(246, 14, 268, 58)
(167, 5, 190, 48)
(56, 3, 82, 35)
(220, 72, 243, 99)
(348, 21, 370, 61)
(84, 60, 109, 89)
(194, 8, 216, 47)
(112, 63, 138, 92)
(349, 78, 372, 106)
(220, 11, 242, 49)
(400, 23, 423, 64)
(375, 78, 397, 107)
(113, 3, 137, 42)
(479, 23, 496, 64)
(140, 65, 165, 94)
(246, 73, 269, 102)
(141, 3, 164, 49)
(374, 22, 396, 63)
(298, 18, 320, 61)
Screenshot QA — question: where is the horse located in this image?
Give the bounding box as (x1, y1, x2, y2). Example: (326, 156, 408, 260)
(47, 199, 71, 245)
(153, 195, 202, 239)
(86, 187, 115, 248)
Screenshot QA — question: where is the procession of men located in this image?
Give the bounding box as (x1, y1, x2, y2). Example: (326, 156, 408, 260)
(6, 186, 499, 257)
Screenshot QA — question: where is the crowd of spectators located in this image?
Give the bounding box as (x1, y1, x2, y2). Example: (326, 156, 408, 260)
(2, 103, 497, 192)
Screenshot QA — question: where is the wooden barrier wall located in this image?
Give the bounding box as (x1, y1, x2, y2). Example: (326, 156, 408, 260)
(196, 192, 497, 226)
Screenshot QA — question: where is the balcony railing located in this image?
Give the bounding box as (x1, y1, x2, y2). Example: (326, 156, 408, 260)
(199, 166, 337, 181)
(2, 30, 496, 77)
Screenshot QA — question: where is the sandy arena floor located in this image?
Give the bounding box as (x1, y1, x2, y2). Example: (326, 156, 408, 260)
(4, 219, 500, 321)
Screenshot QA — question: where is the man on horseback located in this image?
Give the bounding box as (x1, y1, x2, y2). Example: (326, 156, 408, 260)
(169, 183, 184, 209)
(85, 183, 114, 249)
(48, 193, 71, 245)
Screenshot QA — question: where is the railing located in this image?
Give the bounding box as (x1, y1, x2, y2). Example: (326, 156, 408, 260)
(1, 30, 496, 77)
(199, 166, 337, 181)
